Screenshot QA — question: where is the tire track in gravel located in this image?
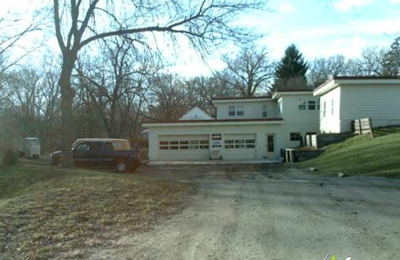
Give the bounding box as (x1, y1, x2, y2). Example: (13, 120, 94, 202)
(85, 165, 400, 260)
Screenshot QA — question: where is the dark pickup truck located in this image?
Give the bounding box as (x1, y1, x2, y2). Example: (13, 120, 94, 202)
(50, 138, 141, 172)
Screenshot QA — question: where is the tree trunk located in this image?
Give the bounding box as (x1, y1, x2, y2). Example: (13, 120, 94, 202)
(59, 53, 76, 168)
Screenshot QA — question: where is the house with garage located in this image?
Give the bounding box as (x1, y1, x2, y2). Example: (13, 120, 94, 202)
(142, 89, 320, 161)
(313, 76, 400, 133)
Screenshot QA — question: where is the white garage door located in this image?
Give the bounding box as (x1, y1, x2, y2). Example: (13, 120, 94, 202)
(158, 135, 209, 161)
(223, 134, 256, 160)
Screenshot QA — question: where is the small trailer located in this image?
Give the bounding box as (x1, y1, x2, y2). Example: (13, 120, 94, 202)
(21, 137, 41, 159)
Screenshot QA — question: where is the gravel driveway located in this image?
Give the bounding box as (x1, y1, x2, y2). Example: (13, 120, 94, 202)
(88, 164, 400, 260)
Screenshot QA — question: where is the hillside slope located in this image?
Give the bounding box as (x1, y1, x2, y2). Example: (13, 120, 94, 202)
(299, 133, 400, 177)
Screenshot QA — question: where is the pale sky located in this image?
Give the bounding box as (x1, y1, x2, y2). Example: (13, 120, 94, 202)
(169, 0, 400, 76)
(1, 0, 400, 77)
(257, 0, 400, 59)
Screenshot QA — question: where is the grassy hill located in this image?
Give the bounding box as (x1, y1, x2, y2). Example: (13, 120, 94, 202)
(298, 130, 400, 177)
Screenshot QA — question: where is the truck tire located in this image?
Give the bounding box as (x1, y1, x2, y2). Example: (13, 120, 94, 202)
(116, 160, 128, 173)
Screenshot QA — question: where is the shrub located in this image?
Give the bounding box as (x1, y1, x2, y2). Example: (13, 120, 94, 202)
(2, 149, 18, 166)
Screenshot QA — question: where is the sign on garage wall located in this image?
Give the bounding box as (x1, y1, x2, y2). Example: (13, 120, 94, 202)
(211, 134, 222, 148)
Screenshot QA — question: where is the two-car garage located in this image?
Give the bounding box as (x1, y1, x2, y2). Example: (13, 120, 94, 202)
(156, 133, 257, 161)
(143, 119, 283, 161)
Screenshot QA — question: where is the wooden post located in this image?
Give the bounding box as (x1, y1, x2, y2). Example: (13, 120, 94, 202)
(368, 118, 374, 138)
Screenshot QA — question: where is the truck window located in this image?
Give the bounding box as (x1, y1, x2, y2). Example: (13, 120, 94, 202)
(89, 142, 103, 152)
(104, 142, 114, 151)
(29, 139, 39, 145)
(75, 142, 90, 151)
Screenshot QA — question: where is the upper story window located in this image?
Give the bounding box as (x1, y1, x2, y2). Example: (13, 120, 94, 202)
(308, 100, 316, 110)
(299, 99, 319, 111)
(277, 100, 282, 115)
(228, 106, 244, 116)
(228, 106, 235, 116)
(298, 100, 306, 110)
(237, 106, 244, 116)
(323, 101, 326, 117)
(331, 99, 334, 115)
(262, 105, 268, 118)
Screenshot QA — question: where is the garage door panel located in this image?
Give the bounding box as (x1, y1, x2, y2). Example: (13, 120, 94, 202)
(159, 135, 208, 141)
(158, 150, 209, 161)
(158, 135, 209, 161)
(223, 134, 256, 160)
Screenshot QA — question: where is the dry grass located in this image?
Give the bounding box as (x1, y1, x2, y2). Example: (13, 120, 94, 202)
(0, 161, 191, 259)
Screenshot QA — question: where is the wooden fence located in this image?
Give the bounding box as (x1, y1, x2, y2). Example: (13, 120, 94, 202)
(352, 118, 374, 137)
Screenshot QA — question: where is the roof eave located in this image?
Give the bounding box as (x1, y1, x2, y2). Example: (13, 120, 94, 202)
(314, 77, 400, 96)
(142, 118, 284, 127)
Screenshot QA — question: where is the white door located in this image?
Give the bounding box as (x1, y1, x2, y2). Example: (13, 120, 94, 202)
(266, 134, 276, 158)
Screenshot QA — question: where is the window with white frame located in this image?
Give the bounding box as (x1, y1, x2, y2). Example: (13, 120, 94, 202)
(228, 106, 235, 116)
(308, 100, 316, 110)
(228, 105, 245, 116)
(323, 101, 326, 117)
(225, 139, 255, 149)
(297, 99, 320, 111)
(159, 140, 209, 150)
(290, 133, 302, 141)
(331, 99, 334, 115)
(262, 105, 268, 117)
(298, 100, 306, 110)
(237, 106, 244, 116)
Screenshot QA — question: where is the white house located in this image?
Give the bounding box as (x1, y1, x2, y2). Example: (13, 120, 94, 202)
(142, 89, 319, 161)
(314, 77, 400, 133)
(179, 106, 213, 120)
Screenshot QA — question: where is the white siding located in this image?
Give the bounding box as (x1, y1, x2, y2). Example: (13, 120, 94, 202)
(319, 87, 341, 133)
(179, 107, 213, 120)
(215, 100, 278, 119)
(145, 92, 323, 162)
(146, 123, 284, 161)
(340, 85, 400, 131)
(278, 94, 320, 146)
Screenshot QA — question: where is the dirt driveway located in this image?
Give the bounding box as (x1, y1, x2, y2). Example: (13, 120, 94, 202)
(87, 164, 400, 260)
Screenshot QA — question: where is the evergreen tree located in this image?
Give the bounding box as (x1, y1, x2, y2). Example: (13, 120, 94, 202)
(382, 37, 400, 76)
(274, 44, 309, 89)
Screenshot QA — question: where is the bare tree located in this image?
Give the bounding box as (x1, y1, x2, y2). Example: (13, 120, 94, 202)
(76, 38, 156, 138)
(222, 45, 275, 97)
(53, 0, 265, 167)
(186, 74, 237, 117)
(1, 61, 61, 151)
(0, 10, 44, 104)
(0, 9, 44, 73)
(147, 74, 194, 121)
(355, 47, 388, 76)
(3, 68, 42, 136)
(308, 55, 346, 87)
(308, 48, 394, 87)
